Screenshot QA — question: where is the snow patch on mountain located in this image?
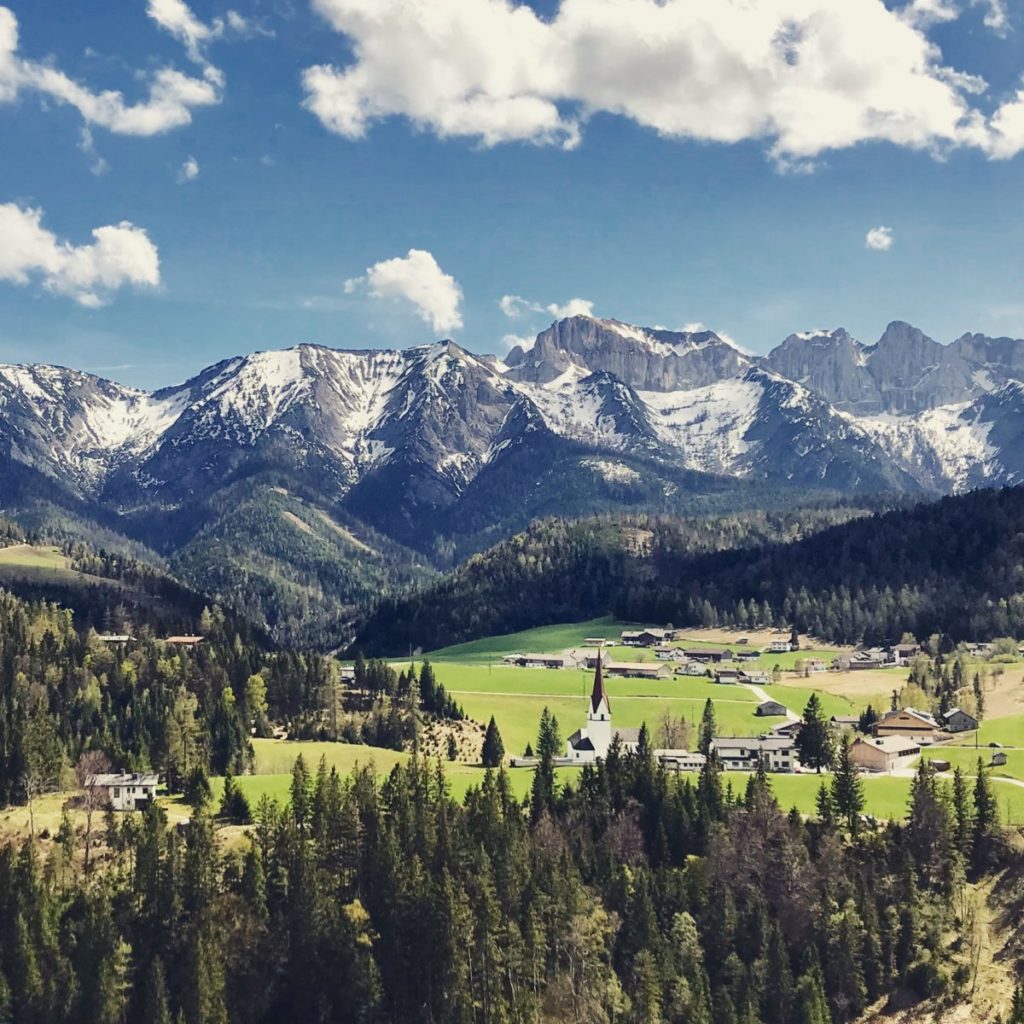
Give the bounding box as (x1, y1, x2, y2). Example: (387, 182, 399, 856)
(640, 378, 764, 475)
(845, 404, 999, 491)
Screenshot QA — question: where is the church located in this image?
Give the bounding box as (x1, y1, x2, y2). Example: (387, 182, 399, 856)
(566, 660, 641, 763)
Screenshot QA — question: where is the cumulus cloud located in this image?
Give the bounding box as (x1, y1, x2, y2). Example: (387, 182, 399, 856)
(345, 249, 463, 334)
(501, 333, 535, 353)
(545, 297, 594, 319)
(302, 0, 1024, 164)
(974, 0, 1010, 34)
(866, 225, 894, 251)
(0, 5, 220, 136)
(500, 293, 595, 320)
(0, 203, 161, 306)
(177, 155, 200, 182)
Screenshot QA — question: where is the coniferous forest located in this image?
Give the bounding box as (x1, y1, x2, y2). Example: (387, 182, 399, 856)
(357, 487, 1024, 654)
(1, 739, 1017, 1024)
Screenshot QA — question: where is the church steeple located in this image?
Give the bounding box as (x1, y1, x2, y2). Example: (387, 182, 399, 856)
(590, 659, 610, 716)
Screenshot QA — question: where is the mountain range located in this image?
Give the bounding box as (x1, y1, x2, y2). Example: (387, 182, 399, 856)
(2, 313, 1023, 642)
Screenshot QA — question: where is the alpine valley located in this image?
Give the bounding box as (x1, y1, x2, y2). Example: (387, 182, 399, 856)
(3, 313, 1024, 643)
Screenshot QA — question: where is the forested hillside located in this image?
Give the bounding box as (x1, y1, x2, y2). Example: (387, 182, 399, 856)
(356, 487, 1024, 653)
(353, 505, 873, 654)
(1, 743, 1018, 1023)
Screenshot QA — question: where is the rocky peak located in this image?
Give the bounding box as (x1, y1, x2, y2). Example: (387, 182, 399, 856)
(503, 314, 750, 391)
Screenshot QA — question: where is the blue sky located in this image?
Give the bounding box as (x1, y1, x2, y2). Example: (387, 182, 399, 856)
(1, 0, 1024, 389)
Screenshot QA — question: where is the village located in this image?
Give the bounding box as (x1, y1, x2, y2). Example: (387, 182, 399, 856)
(497, 623, 1012, 780)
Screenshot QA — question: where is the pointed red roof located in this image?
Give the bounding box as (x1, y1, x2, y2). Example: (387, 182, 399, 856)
(591, 659, 610, 714)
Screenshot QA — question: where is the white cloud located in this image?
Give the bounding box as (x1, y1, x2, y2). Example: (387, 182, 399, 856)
(974, 0, 1009, 34)
(345, 249, 463, 333)
(499, 294, 540, 318)
(501, 332, 535, 353)
(546, 298, 594, 319)
(0, 203, 160, 306)
(500, 293, 596, 321)
(302, 0, 1024, 164)
(0, 5, 220, 136)
(866, 225, 894, 251)
(78, 127, 109, 176)
(177, 155, 200, 182)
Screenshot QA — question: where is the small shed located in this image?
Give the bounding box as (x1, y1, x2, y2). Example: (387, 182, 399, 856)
(756, 699, 787, 717)
(991, 751, 1009, 767)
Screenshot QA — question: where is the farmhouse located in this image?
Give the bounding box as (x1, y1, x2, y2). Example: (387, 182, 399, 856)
(768, 639, 793, 653)
(800, 658, 827, 674)
(96, 634, 135, 644)
(941, 707, 979, 733)
(566, 662, 640, 763)
(656, 750, 707, 772)
(675, 661, 708, 677)
(756, 699, 788, 717)
(740, 670, 770, 685)
(736, 650, 761, 662)
(873, 708, 938, 739)
(620, 631, 644, 646)
(653, 645, 678, 661)
(583, 637, 609, 647)
(830, 715, 861, 731)
(86, 772, 159, 812)
(682, 648, 733, 664)
(849, 736, 921, 772)
(891, 643, 921, 665)
(621, 628, 676, 647)
(771, 720, 803, 739)
(714, 668, 742, 684)
(711, 736, 798, 772)
(848, 648, 892, 670)
(604, 661, 670, 680)
(503, 653, 567, 669)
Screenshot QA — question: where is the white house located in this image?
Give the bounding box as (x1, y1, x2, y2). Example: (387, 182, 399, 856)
(566, 662, 641, 763)
(768, 640, 792, 654)
(711, 736, 799, 772)
(86, 773, 159, 812)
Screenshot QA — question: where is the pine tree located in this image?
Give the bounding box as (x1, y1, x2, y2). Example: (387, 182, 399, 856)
(698, 698, 717, 756)
(831, 733, 864, 833)
(143, 958, 172, 1024)
(481, 716, 505, 768)
(794, 948, 831, 1024)
(971, 759, 999, 873)
(796, 694, 834, 773)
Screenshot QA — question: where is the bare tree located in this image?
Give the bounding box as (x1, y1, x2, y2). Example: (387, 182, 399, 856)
(76, 750, 112, 876)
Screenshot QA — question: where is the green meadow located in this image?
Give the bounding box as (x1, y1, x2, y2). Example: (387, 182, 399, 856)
(226, 739, 1024, 824)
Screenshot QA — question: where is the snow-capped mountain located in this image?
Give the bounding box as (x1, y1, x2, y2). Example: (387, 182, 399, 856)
(2, 313, 1024, 556)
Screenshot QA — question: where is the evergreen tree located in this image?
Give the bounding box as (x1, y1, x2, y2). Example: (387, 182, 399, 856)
(831, 734, 864, 833)
(481, 717, 505, 768)
(796, 694, 834, 773)
(698, 698, 717, 756)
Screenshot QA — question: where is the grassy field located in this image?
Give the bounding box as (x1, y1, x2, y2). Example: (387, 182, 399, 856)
(236, 739, 1024, 823)
(426, 617, 635, 662)
(921, 745, 1024, 781)
(0, 544, 70, 570)
(943, 714, 1024, 749)
(425, 661, 759, 701)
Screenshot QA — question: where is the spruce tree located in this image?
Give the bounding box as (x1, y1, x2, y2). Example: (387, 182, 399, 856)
(481, 717, 505, 768)
(831, 733, 864, 833)
(796, 694, 834, 773)
(698, 698, 717, 756)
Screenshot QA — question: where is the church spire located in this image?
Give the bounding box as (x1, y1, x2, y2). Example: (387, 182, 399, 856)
(590, 658, 610, 714)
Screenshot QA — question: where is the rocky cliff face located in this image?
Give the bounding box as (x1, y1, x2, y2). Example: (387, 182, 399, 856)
(505, 316, 750, 390)
(765, 320, 1018, 415)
